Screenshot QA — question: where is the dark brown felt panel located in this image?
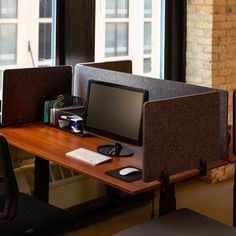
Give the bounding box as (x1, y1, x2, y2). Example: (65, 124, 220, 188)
(2, 66, 72, 127)
(74, 64, 228, 160)
(83, 60, 132, 74)
(233, 89, 236, 155)
(143, 91, 221, 182)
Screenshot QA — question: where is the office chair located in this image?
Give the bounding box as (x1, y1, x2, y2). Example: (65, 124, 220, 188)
(0, 135, 76, 235)
(114, 207, 236, 236)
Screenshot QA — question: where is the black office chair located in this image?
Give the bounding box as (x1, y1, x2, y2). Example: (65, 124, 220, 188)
(114, 207, 236, 236)
(0, 135, 76, 235)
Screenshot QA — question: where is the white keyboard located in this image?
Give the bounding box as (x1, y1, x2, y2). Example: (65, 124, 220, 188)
(66, 148, 112, 165)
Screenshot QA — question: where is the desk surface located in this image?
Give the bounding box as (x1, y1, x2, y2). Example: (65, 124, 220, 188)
(0, 123, 228, 195)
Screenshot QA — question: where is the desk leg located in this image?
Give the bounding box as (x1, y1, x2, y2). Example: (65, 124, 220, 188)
(158, 182, 176, 216)
(105, 185, 121, 205)
(34, 157, 49, 202)
(233, 162, 236, 227)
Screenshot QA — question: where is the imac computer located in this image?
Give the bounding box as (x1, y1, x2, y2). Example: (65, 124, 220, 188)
(84, 80, 149, 157)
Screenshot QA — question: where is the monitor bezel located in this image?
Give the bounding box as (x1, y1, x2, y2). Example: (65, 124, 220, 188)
(84, 80, 149, 147)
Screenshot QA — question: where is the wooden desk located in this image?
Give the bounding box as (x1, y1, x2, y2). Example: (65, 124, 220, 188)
(0, 123, 228, 210)
(0, 123, 161, 196)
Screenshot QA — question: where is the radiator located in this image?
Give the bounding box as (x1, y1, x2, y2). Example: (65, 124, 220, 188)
(14, 162, 105, 209)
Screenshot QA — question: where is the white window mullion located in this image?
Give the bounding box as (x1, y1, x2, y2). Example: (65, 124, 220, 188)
(128, 0, 143, 75)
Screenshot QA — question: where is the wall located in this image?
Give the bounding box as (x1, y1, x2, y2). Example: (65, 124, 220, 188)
(186, 0, 236, 124)
(62, 0, 95, 66)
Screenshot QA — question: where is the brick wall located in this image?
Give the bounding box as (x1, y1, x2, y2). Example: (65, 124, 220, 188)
(186, 0, 236, 124)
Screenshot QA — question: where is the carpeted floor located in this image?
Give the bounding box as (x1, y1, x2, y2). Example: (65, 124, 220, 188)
(64, 177, 234, 236)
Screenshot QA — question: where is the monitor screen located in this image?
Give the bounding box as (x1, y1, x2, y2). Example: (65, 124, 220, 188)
(84, 80, 149, 157)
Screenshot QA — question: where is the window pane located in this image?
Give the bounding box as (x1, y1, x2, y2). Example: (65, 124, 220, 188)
(117, 23, 128, 56)
(106, 0, 116, 18)
(117, 0, 128, 18)
(105, 23, 116, 57)
(106, 0, 128, 18)
(39, 23, 52, 61)
(143, 58, 151, 73)
(144, 0, 152, 18)
(0, 24, 16, 65)
(0, 0, 17, 18)
(40, 0, 52, 18)
(105, 23, 128, 57)
(144, 22, 151, 54)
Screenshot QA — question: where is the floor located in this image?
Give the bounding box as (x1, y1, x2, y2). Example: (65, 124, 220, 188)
(63, 176, 234, 236)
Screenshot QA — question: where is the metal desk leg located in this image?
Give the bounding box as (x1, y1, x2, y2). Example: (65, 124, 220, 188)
(34, 156, 49, 202)
(159, 182, 176, 216)
(158, 170, 176, 216)
(105, 185, 122, 205)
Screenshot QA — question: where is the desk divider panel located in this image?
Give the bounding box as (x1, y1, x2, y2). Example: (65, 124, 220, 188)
(143, 91, 221, 182)
(81, 60, 132, 74)
(233, 89, 236, 155)
(1, 66, 72, 127)
(232, 89, 236, 226)
(74, 64, 228, 160)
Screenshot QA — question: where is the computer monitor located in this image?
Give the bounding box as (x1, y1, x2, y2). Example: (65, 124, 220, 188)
(84, 80, 149, 157)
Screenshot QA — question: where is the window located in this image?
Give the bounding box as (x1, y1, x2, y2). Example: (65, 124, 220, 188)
(38, 0, 55, 65)
(144, 0, 152, 18)
(143, 57, 151, 73)
(0, 0, 17, 19)
(144, 22, 151, 54)
(39, 0, 52, 18)
(0, 24, 16, 65)
(95, 0, 165, 78)
(106, 0, 128, 18)
(143, 0, 152, 75)
(105, 23, 128, 57)
(39, 23, 51, 61)
(0, 0, 17, 66)
(104, 0, 129, 58)
(0, 0, 56, 70)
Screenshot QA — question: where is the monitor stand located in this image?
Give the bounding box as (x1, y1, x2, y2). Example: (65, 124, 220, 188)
(97, 143, 133, 157)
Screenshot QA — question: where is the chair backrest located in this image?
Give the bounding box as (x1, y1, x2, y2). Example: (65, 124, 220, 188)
(0, 135, 18, 221)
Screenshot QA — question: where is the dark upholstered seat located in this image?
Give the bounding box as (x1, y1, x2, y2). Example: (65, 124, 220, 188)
(114, 208, 236, 236)
(0, 135, 76, 235)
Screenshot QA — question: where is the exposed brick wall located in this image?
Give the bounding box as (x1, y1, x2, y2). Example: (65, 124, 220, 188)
(186, 0, 213, 87)
(186, 0, 236, 124)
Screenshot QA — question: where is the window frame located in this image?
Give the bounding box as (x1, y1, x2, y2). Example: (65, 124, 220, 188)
(95, 0, 165, 79)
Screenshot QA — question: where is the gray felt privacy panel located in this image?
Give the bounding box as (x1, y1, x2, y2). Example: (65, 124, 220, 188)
(74, 63, 228, 160)
(143, 92, 221, 182)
